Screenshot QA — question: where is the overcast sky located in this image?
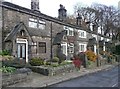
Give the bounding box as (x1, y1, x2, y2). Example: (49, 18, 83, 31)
(4, 0, 120, 17)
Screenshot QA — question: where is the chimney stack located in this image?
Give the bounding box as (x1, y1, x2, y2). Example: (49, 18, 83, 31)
(58, 4, 67, 21)
(76, 13, 82, 26)
(31, 0, 39, 11)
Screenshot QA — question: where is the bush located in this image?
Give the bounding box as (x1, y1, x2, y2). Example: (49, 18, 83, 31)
(52, 57, 59, 62)
(50, 63, 59, 67)
(85, 50, 97, 62)
(2, 55, 14, 61)
(29, 57, 44, 66)
(0, 50, 10, 56)
(0, 66, 16, 73)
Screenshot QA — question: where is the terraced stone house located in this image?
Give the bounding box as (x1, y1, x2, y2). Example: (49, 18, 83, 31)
(0, 1, 112, 63)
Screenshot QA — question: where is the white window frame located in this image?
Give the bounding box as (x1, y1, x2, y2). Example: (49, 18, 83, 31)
(68, 43, 74, 53)
(78, 30, 86, 38)
(61, 42, 67, 56)
(64, 26, 74, 36)
(29, 18, 46, 29)
(79, 43, 87, 52)
(101, 37, 103, 40)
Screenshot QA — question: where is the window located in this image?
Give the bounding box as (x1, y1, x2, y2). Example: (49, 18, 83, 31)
(79, 43, 87, 52)
(29, 18, 37, 28)
(68, 43, 74, 53)
(78, 30, 86, 38)
(64, 26, 74, 36)
(61, 42, 67, 56)
(38, 42, 46, 53)
(38, 20, 45, 29)
(69, 30, 74, 36)
(29, 18, 45, 29)
(31, 42, 37, 54)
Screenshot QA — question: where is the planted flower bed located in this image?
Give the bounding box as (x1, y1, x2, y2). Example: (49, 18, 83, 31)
(29, 57, 76, 76)
(0, 60, 32, 87)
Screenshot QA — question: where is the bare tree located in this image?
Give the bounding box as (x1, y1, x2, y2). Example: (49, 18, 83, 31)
(74, 3, 120, 41)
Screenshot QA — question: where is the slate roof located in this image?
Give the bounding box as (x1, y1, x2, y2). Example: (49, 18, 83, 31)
(4, 22, 50, 42)
(4, 22, 26, 41)
(28, 29, 50, 37)
(2, 1, 112, 39)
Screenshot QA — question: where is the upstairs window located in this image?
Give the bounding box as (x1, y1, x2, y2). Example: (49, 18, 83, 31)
(64, 26, 74, 36)
(78, 30, 86, 38)
(29, 18, 45, 29)
(38, 20, 45, 30)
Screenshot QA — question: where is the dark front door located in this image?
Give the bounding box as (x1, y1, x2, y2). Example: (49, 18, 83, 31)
(17, 43, 26, 59)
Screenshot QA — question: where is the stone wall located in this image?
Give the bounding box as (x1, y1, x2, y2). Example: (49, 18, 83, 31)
(31, 37, 51, 60)
(2, 72, 32, 87)
(30, 64, 75, 76)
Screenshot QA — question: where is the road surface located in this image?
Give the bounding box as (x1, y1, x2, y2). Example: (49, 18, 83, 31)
(50, 66, 119, 87)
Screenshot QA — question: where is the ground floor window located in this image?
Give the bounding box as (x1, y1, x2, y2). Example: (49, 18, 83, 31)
(61, 42, 67, 56)
(38, 42, 46, 53)
(68, 43, 74, 53)
(79, 43, 87, 52)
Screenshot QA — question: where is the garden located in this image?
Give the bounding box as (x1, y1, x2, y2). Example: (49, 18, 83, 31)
(29, 57, 75, 76)
(0, 50, 31, 87)
(0, 48, 119, 87)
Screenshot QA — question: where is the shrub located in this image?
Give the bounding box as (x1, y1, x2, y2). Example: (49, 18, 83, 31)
(2, 55, 14, 61)
(73, 57, 82, 68)
(0, 66, 16, 73)
(50, 63, 59, 67)
(52, 57, 59, 62)
(0, 50, 10, 56)
(29, 57, 44, 66)
(85, 50, 97, 62)
(44, 60, 51, 65)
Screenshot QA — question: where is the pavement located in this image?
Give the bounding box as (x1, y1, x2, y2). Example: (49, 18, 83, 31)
(8, 63, 119, 88)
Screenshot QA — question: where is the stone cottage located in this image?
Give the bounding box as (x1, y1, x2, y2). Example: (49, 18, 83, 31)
(0, 1, 112, 63)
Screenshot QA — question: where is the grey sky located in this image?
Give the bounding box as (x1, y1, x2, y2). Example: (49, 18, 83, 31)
(4, 0, 120, 17)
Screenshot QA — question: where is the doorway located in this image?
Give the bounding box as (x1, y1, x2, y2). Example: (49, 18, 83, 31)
(17, 43, 26, 59)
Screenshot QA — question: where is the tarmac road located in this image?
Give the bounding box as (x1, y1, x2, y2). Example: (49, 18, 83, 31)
(50, 66, 119, 87)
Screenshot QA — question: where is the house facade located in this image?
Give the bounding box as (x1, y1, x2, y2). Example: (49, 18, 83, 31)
(1, 1, 112, 62)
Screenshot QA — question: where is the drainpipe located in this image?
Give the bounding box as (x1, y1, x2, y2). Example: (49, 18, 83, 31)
(96, 28, 99, 67)
(50, 22, 53, 61)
